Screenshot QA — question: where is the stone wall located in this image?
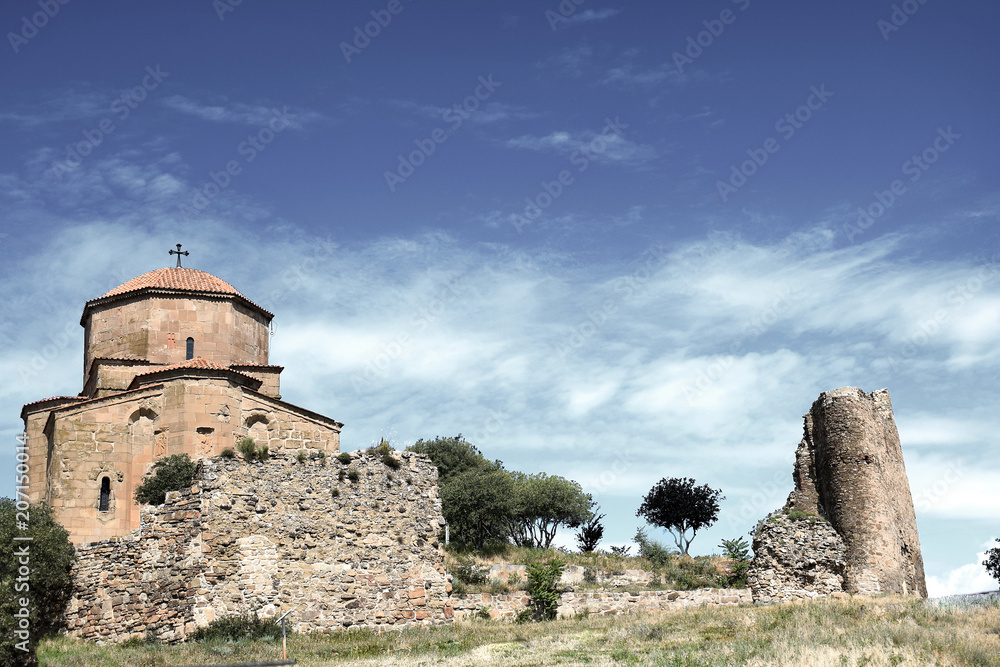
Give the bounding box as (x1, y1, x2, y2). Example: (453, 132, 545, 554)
(746, 514, 846, 603)
(449, 588, 751, 621)
(65, 450, 449, 643)
(486, 563, 659, 588)
(749, 387, 927, 602)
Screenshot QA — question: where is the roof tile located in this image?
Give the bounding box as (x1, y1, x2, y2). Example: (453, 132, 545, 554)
(100, 268, 246, 299)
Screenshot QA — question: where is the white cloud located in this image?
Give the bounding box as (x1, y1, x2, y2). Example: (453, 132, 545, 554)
(927, 547, 998, 597)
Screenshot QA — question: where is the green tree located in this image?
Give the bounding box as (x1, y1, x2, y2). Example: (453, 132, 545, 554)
(1, 499, 76, 666)
(575, 508, 606, 553)
(134, 454, 198, 505)
(636, 477, 724, 555)
(508, 472, 594, 549)
(439, 467, 515, 550)
(407, 434, 501, 482)
(984, 538, 1000, 584)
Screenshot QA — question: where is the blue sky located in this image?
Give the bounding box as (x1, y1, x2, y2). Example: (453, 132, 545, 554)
(1, 1, 998, 595)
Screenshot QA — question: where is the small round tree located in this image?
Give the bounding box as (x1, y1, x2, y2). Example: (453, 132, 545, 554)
(984, 538, 1000, 585)
(636, 477, 724, 555)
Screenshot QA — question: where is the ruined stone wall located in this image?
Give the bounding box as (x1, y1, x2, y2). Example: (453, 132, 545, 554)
(65, 450, 449, 643)
(449, 588, 750, 621)
(747, 514, 846, 603)
(750, 387, 927, 602)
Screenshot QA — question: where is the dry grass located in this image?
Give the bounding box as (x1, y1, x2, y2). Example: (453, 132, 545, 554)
(38, 595, 1000, 666)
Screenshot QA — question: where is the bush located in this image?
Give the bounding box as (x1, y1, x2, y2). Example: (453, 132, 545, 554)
(373, 440, 401, 469)
(450, 555, 489, 586)
(134, 454, 198, 505)
(236, 437, 268, 462)
(719, 537, 751, 587)
(609, 544, 631, 557)
(296, 450, 307, 463)
(633, 528, 675, 570)
(1, 500, 76, 665)
(337, 452, 352, 464)
(347, 468, 360, 482)
(220, 448, 235, 459)
(525, 560, 565, 621)
(189, 610, 280, 642)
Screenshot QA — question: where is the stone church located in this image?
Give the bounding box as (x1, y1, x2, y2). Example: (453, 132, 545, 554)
(21, 256, 343, 544)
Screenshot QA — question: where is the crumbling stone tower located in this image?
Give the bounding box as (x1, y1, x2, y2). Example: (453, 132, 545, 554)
(749, 387, 927, 601)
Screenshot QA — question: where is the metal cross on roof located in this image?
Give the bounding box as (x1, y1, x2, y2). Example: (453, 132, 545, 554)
(169, 243, 189, 268)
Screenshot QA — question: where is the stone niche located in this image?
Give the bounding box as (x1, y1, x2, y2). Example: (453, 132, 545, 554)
(748, 387, 927, 603)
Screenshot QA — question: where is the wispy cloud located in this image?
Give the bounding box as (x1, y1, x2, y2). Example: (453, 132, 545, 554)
(504, 130, 657, 165)
(3, 151, 998, 591)
(0, 90, 114, 127)
(162, 95, 324, 129)
(564, 8, 621, 25)
(390, 100, 540, 125)
(542, 45, 594, 78)
(602, 63, 687, 88)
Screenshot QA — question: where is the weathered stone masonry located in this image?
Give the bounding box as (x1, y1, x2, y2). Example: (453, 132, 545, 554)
(65, 451, 450, 642)
(749, 387, 927, 603)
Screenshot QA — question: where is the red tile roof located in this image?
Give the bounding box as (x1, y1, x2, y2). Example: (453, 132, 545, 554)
(81, 267, 273, 323)
(100, 268, 245, 299)
(133, 358, 231, 376)
(128, 358, 261, 389)
(21, 395, 83, 409)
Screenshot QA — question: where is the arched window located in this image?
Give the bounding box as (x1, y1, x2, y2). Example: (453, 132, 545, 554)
(99, 477, 111, 512)
(186, 337, 194, 360)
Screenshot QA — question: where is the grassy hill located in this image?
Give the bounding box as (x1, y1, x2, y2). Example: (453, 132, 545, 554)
(39, 595, 999, 666)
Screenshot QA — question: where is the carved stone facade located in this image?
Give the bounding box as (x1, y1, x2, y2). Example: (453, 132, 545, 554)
(749, 387, 927, 602)
(21, 267, 342, 544)
(65, 451, 449, 642)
